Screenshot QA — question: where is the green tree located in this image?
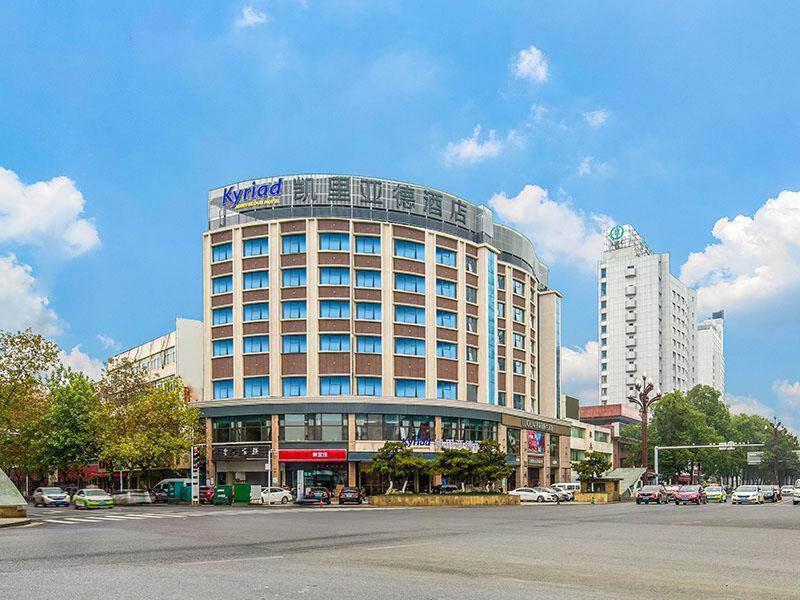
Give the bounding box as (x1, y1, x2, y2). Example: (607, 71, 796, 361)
(619, 424, 642, 467)
(370, 441, 410, 493)
(395, 452, 432, 493)
(762, 418, 800, 485)
(433, 448, 477, 490)
(573, 450, 612, 491)
(36, 368, 101, 475)
(473, 440, 512, 490)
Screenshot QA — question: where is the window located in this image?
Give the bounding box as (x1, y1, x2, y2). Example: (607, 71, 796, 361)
(497, 391, 507, 406)
(319, 232, 349, 251)
(600, 282, 607, 296)
(282, 335, 307, 353)
(243, 271, 269, 290)
(513, 333, 525, 350)
(243, 302, 269, 321)
(243, 335, 269, 354)
(395, 378, 426, 398)
(320, 300, 350, 319)
(395, 305, 424, 324)
(355, 270, 381, 288)
(212, 275, 233, 294)
(506, 427, 520, 453)
(437, 381, 457, 399)
(395, 337, 425, 356)
(513, 360, 525, 375)
(243, 237, 268, 257)
(212, 339, 233, 357)
(497, 274, 506, 289)
(498, 357, 506, 371)
(395, 273, 425, 293)
(436, 279, 456, 298)
(466, 286, 477, 303)
(595, 430, 610, 443)
(571, 449, 585, 462)
(356, 302, 381, 320)
(357, 377, 382, 396)
(282, 268, 307, 287)
(320, 376, 350, 396)
(465, 256, 477, 273)
(356, 336, 382, 353)
(212, 307, 233, 325)
(513, 394, 524, 410)
(600, 267, 607, 278)
(466, 346, 478, 362)
(498, 329, 506, 345)
(498, 302, 506, 318)
(212, 417, 270, 443)
(442, 417, 496, 441)
(213, 379, 233, 399)
(243, 376, 269, 398)
(282, 377, 307, 397)
(394, 239, 424, 260)
(212, 243, 232, 262)
(570, 427, 585, 439)
(466, 316, 478, 333)
(282, 234, 306, 254)
(320, 334, 350, 352)
(282, 300, 306, 319)
(355, 236, 380, 254)
(280, 413, 347, 441)
(319, 267, 350, 286)
(436, 341, 457, 359)
(436, 309, 456, 328)
(435, 247, 456, 266)
(513, 280, 524, 296)
(280, 413, 305, 441)
(513, 307, 525, 323)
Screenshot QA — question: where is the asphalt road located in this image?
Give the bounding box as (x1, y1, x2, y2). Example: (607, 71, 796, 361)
(2, 499, 798, 600)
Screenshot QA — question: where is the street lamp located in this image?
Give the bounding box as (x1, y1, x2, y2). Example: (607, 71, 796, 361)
(626, 373, 662, 473)
(765, 417, 783, 485)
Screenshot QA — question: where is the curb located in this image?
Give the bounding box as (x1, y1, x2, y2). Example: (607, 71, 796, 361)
(0, 518, 33, 529)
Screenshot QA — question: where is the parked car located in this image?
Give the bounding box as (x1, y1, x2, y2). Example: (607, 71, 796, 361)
(664, 485, 682, 501)
(780, 485, 793, 498)
(674, 485, 707, 505)
(198, 485, 215, 504)
(432, 484, 460, 495)
(338, 487, 364, 505)
(758, 485, 778, 503)
(704, 485, 727, 503)
(508, 487, 556, 503)
(731, 485, 763, 504)
(551, 482, 581, 495)
(112, 489, 154, 505)
(298, 487, 331, 505)
(794, 480, 800, 505)
(32, 487, 71, 507)
(73, 488, 114, 509)
(636, 485, 668, 504)
(261, 486, 293, 505)
(150, 478, 191, 503)
(544, 486, 572, 501)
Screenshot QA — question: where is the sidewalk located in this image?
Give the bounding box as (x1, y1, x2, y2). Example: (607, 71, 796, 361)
(0, 517, 32, 528)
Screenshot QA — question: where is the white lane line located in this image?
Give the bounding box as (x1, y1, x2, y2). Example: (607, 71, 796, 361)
(366, 542, 438, 551)
(45, 519, 78, 524)
(94, 515, 146, 520)
(178, 555, 285, 567)
(62, 517, 106, 522)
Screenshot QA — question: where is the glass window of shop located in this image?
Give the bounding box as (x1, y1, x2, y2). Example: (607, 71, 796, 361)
(440, 417, 497, 441)
(549, 434, 560, 457)
(355, 414, 433, 441)
(506, 427, 520, 454)
(212, 417, 271, 443)
(279, 413, 347, 442)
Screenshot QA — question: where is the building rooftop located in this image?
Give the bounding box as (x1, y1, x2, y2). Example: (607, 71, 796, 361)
(579, 403, 641, 425)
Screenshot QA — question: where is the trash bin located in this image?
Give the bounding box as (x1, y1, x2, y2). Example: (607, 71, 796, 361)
(233, 483, 251, 504)
(213, 485, 233, 505)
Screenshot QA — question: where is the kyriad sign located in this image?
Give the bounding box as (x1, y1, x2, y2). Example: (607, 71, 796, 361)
(222, 179, 284, 209)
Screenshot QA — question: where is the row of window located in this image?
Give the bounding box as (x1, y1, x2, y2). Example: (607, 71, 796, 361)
(212, 377, 471, 399)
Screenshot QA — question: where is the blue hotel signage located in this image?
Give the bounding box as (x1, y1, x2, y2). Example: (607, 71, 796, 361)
(222, 178, 283, 209)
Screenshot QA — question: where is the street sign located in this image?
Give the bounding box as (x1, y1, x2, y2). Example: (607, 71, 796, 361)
(747, 451, 764, 465)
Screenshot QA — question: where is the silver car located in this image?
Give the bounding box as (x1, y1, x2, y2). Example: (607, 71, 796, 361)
(33, 487, 71, 507)
(112, 489, 155, 505)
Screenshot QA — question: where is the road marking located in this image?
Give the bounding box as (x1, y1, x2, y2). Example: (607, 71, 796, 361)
(178, 555, 285, 566)
(366, 542, 438, 551)
(44, 519, 79, 524)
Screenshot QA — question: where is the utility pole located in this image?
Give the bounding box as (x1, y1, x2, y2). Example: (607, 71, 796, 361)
(627, 374, 662, 472)
(766, 417, 783, 485)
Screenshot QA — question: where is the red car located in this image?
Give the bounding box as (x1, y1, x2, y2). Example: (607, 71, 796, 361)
(636, 485, 668, 504)
(199, 485, 214, 504)
(674, 485, 707, 505)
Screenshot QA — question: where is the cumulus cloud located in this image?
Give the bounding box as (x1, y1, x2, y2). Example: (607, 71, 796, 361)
(97, 334, 120, 351)
(577, 156, 611, 177)
(0, 254, 61, 335)
(514, 45, 549, 83)
(773, 380, 800, 408)
(583, 109, 610, 128)
(561, 341, 599, 404)
(60, 345, 105, 381)
(489, 184, 614, 269)
(725, 393, 774, 418)
(235, 5, 268, 28)
(444, 125, 514, 166)
(528, 103, 547, 124)
(0, 166, 100, 258)
(680, 190, 800, 314)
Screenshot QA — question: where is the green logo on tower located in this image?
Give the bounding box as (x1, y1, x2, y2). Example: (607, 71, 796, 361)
(608, 225, 624, 241)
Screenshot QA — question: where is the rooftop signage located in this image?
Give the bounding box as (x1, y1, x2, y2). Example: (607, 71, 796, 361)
(222, 179, 283, 209)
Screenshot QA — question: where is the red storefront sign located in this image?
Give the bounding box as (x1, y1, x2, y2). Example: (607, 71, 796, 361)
(277, 449, 347, 463)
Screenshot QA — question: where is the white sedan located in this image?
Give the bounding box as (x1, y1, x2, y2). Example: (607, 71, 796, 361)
(260, 486, 293, 505)
(509, 487, 557, 503)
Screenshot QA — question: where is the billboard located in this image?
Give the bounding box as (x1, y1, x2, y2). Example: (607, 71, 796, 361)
(527, 431, 545, 454)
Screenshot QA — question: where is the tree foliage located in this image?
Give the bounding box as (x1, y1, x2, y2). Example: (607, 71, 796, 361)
(573, 450, 612, 488)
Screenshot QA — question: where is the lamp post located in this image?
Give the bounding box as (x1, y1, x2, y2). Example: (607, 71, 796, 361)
(627, 374, 662, 473)
(765, 417, 783, 485)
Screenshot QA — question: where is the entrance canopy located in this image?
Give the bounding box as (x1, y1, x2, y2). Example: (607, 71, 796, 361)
(0, 468, 26, 508)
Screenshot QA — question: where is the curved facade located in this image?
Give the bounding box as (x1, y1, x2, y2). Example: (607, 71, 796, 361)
(200, 174, 568, 493)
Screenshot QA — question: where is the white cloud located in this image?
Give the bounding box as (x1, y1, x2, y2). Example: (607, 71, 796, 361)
(444, 125, 506, 166)
(235, 5, 268, 28)
(561, 341, 599, 404)
(577, 155, 611, 178)
(97, 334, 120, 351)
(489, 184, 614, 269)
(583, 109, 610, 128)
(725, 393, 773, 418)
(680, 190, 800, 314)
(60, 345, 104, 381)
(0, 166, 100, 258)
(0, 254, 60, 335)
(528, 103, 547, 124)
(514, 45, 549, 83)
(773, 380, 800, 408)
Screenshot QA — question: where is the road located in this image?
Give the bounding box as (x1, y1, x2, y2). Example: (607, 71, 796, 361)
(2, 500, 798, 599)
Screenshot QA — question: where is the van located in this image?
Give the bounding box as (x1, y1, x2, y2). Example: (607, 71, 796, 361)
(151, 478, 191, 503)
(552, 482, 580, 494)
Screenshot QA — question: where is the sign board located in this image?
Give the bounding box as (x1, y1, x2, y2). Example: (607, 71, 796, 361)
(502, 414, 570, 437)
(747, 451, 764, 465)
(212, 444, 270, 460)
(277, 449, 347, 463)
(527, 431, 545, 454)
(402, 438, 480, 452)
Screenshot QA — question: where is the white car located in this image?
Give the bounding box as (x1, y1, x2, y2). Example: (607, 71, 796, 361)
(260, 486, 293, 505)
(731, 485, 763, 505)
(794, 479, 800, 506)
(780, 485, 793, 498)
(509, 487, 557, 503)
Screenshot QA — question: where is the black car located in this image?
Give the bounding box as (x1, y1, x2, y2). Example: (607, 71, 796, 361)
(338, 487, 364, 505)
(432, 484, 460, 495)
(298, 487, 331, 505)
(758, 485, 778, 503)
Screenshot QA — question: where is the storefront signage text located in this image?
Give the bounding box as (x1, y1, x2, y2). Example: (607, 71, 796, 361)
(222, 178, 283, 209)
(277, 449, 348, 463)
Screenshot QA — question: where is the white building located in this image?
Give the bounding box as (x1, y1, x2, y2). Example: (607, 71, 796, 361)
(108, 318, 204, 401)
(598, 225, 697, 405)
(697, 311, 725, 394)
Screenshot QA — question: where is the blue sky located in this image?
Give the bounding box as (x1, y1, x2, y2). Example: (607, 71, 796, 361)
(1, 2, 798, 425)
